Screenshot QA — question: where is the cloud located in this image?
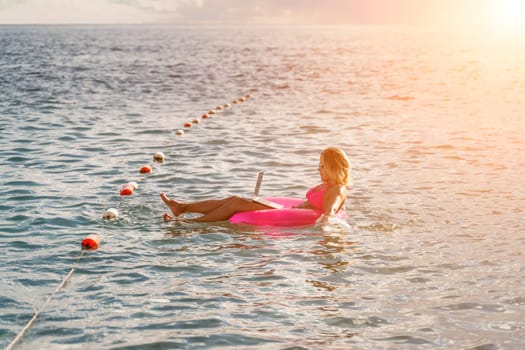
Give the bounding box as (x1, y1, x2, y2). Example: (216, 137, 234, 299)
(0, 0, 28, 10)
(109, 0, 198, 14)
(0, 0, 497, 27)
(0, 0, 165, 24)
(147, 0, 352, 24)
(94, 0, 361, 25)
(124, 0, 443, 25)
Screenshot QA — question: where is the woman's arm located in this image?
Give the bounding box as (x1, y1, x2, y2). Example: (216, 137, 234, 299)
(320, 184, 347, 224)
(293, 200, 314, 209)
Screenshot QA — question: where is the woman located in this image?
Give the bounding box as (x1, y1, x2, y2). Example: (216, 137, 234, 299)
(160, 146, 351, 224)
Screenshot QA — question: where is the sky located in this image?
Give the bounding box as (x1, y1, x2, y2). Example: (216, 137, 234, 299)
(0, 0, 524, 33)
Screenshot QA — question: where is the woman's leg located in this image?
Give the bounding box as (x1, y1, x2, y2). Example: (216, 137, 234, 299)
(191, 196, 269, 222)
(160, 193, 231, 216)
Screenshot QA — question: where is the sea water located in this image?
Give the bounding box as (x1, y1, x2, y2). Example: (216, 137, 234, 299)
(1, 25, 524, 349)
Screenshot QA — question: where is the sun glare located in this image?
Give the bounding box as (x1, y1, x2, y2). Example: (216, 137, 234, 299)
(487, 0, 525, 34)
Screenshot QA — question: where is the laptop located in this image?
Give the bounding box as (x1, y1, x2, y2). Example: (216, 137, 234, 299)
(251, 171, 283, 209)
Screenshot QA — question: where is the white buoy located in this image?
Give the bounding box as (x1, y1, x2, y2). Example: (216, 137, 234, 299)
(153, 152, 165, 162)
(128, 182, 138, 190)
(102, 208, 119, 219)
(175, 129, 184, 136)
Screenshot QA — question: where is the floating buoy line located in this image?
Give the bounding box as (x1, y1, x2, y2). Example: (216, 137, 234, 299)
(5, 94, 252, 350)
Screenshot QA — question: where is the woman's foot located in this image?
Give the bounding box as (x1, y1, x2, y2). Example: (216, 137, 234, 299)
(163, 212, 173, 222)
(160, 192, 183, 217)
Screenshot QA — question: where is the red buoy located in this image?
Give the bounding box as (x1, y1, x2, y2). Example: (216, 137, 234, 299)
(184, 122, 192, 128)
(81, 234, 100, 250)
(120, 182, 137, 195)
(140, 165, 152, 174)
(202, 114, 209, 119)
(120, 186, 133, 195)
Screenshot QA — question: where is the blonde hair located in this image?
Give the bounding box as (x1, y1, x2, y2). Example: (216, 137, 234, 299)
(321, 147, 351, 186)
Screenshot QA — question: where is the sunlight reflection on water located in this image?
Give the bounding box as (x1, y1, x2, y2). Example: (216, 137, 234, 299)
(1, 25, 524, 349)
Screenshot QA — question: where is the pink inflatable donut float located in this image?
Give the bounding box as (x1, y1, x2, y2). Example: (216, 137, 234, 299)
(229, 197, 347, 227)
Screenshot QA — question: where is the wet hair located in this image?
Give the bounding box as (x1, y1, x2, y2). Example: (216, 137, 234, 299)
(321, 147, 351, 186)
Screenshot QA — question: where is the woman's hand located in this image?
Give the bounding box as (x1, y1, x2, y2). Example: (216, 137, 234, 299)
(319, 214, 330, 225)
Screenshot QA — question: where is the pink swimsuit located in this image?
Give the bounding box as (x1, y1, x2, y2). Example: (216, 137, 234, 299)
(306, 183, 327, 211)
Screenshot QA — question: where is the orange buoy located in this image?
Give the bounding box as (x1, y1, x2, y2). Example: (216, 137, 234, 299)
(81, 234, 100, 250)
(184, 122, 192, 128)
(202, 113, 209, 119)
(140, 165, 152, 174)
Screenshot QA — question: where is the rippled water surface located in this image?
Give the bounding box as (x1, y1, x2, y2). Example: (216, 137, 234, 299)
(1, 25, 524, 349)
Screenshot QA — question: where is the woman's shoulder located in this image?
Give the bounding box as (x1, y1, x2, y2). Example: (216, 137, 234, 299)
(326, 183, 348, 195)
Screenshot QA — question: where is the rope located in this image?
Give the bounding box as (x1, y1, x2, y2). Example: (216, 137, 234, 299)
(5, 250, 86, 350)
(5, 94, 251, 349)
